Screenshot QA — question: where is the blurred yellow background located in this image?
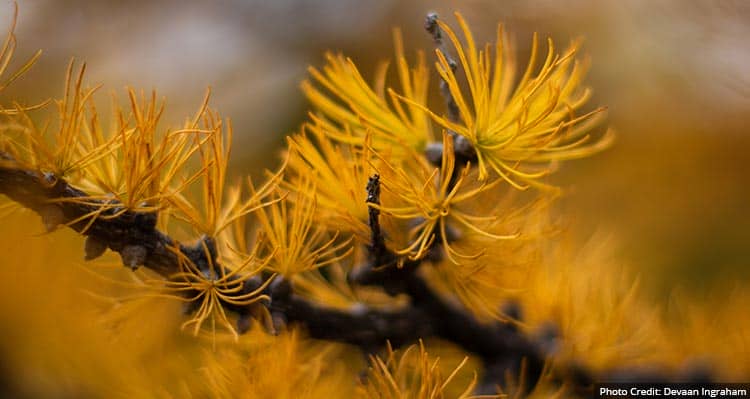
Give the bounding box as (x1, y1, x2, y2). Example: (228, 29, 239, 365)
(0, 0, 748, 395)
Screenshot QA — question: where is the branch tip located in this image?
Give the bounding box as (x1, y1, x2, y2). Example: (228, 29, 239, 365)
(120, 244, 147, 271)
(83, 236, 107, 261)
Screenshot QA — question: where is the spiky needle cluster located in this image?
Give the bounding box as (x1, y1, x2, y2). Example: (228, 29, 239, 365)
(0, 7, 637, 397)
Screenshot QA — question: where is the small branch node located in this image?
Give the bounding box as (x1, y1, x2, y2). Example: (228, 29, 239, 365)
(83, 235, 107, 261)
(424, 142, 444, 166)
(120, 244, 147, 271)
(269, 276, 291, 303)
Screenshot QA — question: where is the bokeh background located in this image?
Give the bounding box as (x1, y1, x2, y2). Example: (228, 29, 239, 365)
(0, 0, 748, 395)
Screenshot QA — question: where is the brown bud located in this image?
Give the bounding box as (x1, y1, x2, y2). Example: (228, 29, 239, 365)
(269, 276, 292, 302)
(454, 135, 474, 157)
(39, 205, 64, 233)
(84, 236, 107, 261)
(120, 245, 147, 270)
(236, 315, 252, 335)
(424, 142, 443, 166)
(270, 311, 287, 336)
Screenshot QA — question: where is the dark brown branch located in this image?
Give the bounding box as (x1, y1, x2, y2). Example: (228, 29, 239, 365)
(0, 154, 264, 329)
(268, 276, 433, 353)
(0, 157, 514, 354)
(350, 173, 413, 295)
(365, 174, 390, 267)
(0, 155, 707, 397)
